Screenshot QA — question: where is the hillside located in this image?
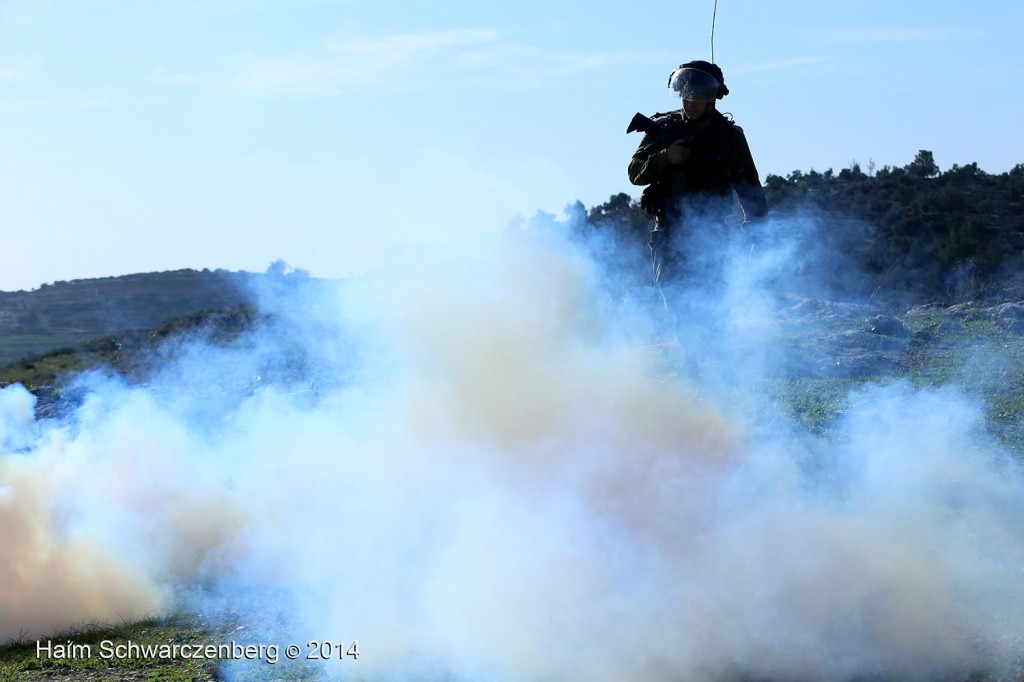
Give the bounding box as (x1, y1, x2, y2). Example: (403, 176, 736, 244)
(0, 269, 256, 365)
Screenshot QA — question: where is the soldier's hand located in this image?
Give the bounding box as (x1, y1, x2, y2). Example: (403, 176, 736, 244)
(666, 141, 690, 165)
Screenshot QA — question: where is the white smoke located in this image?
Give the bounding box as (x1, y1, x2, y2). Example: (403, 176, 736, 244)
(1, 216, 1022, 681)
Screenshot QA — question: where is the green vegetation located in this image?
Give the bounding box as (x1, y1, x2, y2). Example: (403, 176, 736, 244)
(0, 615, 331, 682)
(0, 305, 260, 402)
(589, 151, 1024, 302)
(773, 330, 1024, 456)
(0, 614, 349, 682)
(765, 153, 1024, 299)
(0, 616, 225, 682)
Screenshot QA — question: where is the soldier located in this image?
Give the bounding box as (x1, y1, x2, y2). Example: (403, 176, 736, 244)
(628, 60, 766, 286)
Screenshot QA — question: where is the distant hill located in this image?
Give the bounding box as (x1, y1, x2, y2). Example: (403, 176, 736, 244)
(0, 269, 258, 365)
(0, 303, 264, 418)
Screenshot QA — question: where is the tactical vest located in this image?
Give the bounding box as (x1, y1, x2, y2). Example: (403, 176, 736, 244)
(642, 110, 737, 224)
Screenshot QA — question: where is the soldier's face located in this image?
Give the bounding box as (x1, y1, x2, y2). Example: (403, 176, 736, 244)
(682, 97, 709, 120)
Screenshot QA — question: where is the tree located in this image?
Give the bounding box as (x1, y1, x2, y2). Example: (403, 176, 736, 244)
(907, 150, 939, 178)
(587, 192, 633, 222)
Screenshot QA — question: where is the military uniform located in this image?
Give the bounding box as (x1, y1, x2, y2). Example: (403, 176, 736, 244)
(628, 92, 766, 285)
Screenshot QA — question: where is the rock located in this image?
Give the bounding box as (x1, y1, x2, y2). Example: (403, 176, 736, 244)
(903, 301, 980, 321)
(822, 349, 901, 378)
(987, 302, 1024, 333)
(787, 297, 827, 317)
(937, 321, 967, 336)
(835, 330, 909, 353)
(912, 327, 935, 343)
(946, 302, 980, 319)
(911, 320, 966, 338)
(785, 297, 878, 322)
(985, 302, 1024, 319)
(905, 302, 948, 317)
(866, 314, 910, 338)
(830, 301, 880, 319)
(997, 318, 1024, 335)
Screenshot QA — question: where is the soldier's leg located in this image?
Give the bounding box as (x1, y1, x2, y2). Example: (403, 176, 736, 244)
(647, 228, 677, 310)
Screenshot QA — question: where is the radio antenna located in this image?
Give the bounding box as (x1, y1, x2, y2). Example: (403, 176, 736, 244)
(711, 0, 719, 63)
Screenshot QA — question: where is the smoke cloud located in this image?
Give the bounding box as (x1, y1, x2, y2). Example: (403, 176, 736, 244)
(1, 214, 1022, 681)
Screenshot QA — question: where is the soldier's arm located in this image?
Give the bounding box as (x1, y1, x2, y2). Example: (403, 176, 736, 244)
(628, 133, 672, 186)
(728, 128, 768, 218)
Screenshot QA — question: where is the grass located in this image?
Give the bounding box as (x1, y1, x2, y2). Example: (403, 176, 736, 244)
(0, 615, 226, 682)
(0, 615, 331, 682)
(751, 306, 1024, 455)
(0, 348, 85, 389)
(0, 333, 98, 367)
(764, 375, 862, 433)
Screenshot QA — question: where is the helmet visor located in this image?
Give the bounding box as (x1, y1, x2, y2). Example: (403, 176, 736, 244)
(668, 67, 721, 101)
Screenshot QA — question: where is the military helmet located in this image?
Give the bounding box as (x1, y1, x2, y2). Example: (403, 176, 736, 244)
(667, 60, 729, 100)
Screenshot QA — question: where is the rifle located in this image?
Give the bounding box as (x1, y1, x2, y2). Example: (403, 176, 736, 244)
(626, 112, 734, 171)
(626, 112, 676, 139)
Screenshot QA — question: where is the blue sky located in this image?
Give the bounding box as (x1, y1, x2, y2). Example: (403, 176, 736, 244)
(1, 0, 1021, 292)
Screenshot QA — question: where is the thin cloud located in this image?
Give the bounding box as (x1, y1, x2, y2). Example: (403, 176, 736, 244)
(63, 95, 113, 110)
(441, 44, 625, 91)
(325, 28, 500, 56)
(0, 58, 39, 82)
(158, 28, 619, 97)
(222, 53, 362, 96)
(154, 28, 502, 96)
(808, 25, 971, 44)
(476, 45, 618, 76)
(151, 68, 200, 87)
(734, 56, 831, 76)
